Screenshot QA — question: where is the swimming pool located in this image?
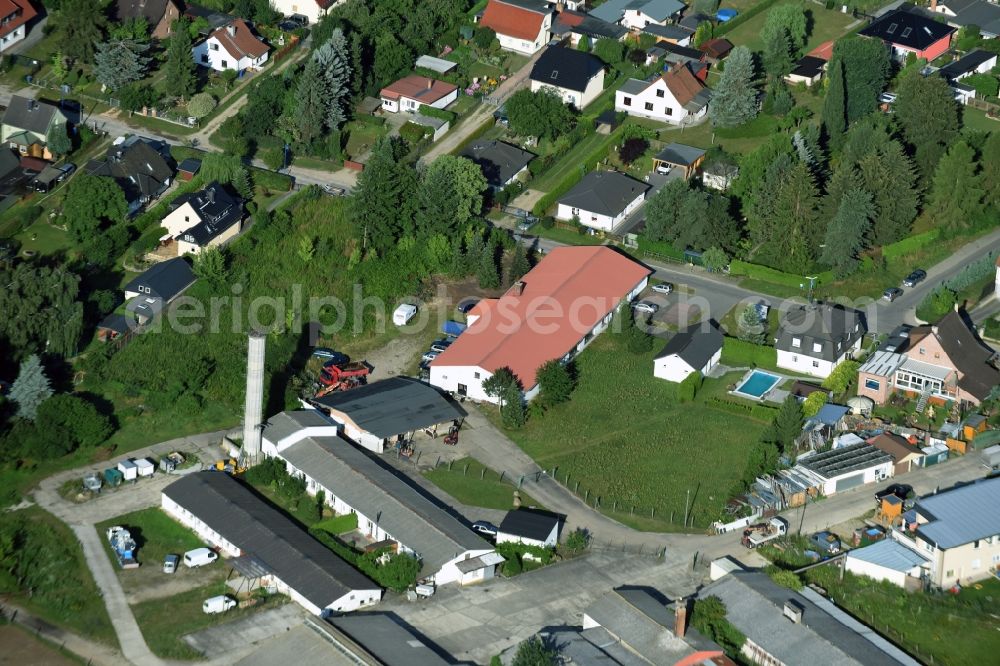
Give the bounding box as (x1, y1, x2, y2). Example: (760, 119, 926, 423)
(734, 370, 781, 399)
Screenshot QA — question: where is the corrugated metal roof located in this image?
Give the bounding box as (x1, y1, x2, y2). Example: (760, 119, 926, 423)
(278, 435, 491, 571)
(915, 477, 1000, 548)
(858, 350, 904, 377)
(263, 410, 336, 446)
(846, 538, 930, 572)
(799, 443, 892, 479)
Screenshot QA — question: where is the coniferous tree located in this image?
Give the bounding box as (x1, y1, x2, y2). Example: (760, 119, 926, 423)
(821, 188, 875, 277)
(51, 0, 107, 62)
(928, 141, 984, 235)
(415, 156, 487, 236)
(9, 355, 52, 421)
(506, 242, 531, 285)
(772, 394, 804, 453)
(164, 19, 197, 100)
(312, 28, 352, 131)
(709, 46, 759, 128)
(821, 59, 846, 148)
(980, 131, 1000, 209)
(351, 137, 417, 252)
(94, 39, 150, 92)
(294, 59, 331, 147)
(895, 69, 960, 177)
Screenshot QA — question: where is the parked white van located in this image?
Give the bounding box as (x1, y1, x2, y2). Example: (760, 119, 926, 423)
(202, 595, 236, 614)
(393, 303, 417, 326)
(183, 548, 218, 568)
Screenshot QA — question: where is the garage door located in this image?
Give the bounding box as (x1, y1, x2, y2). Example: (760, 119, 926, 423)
(835, 473, 865, 492)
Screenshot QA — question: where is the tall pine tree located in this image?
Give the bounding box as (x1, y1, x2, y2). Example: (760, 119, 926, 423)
(928, 141, 984, 235)
(980, 131, 1000, 209)
(294, 59, 331, 147)
(821, 59, 847, 149)
(164, 19, 197, 100)
(895, 70, 960, 177)
(312, 28, 353, 131)
(351, 137, 417, 253)
(821, 188, 875, 277)
(9, 355, 52, 421)
(94, 39, 150, 91)
(709, 46, 758, 128)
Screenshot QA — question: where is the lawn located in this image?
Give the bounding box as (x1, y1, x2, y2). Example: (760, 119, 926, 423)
(723, 0, 857, 53)
(14, 217, 71, 256)
(962, 107, 1000, 134)
(313, 513, 359, 534)
(535, 225, 606, 246)
(344, 118, 390, 160)
(531, 131, 615, 192)
(96, 508, 210, 592)
(762, 542, 1000, 666)
(492, 334, 766, 531)
(0, 507, 118, 647)
(132, 581, 288, 660)
(423, 457, 542, 511)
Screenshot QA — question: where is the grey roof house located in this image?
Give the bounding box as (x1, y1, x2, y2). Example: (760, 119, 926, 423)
(556, 170, 650, 232)
(927, 0, 1000, 38)
(937, 48, 998, 81)
(497, 508, 563, 547)
(163, 181, 245, 255)
(775, 303, 866, 378)
(700, 571, 920, 665)
(653, 323, 724, 383)
(459, 140, 535, 190)
(161, 471, 381, 616)
(312, 377, 467, 453)
(589, 0, 685, 26)
(262, 413, 499, 586)
(85, 136, 175, 214)
(529, 46, 606, 108)
(123, 257, 197, 325)
(552, 10, 629, 42)
(1, 96, 67, 160)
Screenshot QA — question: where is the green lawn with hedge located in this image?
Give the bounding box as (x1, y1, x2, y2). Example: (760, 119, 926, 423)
(423, 457, 541, 510)
(492, 333, 765, 531)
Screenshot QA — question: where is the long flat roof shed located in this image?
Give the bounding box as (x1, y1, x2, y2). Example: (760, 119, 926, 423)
(415, 55, 458, 73)
(800, 442, 892, 479)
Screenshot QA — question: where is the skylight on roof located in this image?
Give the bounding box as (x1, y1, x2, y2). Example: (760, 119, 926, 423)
(551, 69, 558, 79)
(901, 27, 911, 38)
(887, 22, 897, 34)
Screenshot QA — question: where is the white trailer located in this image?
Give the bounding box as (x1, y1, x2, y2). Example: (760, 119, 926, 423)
(134, 458, 155, 478)
(117, 459, 138, 481)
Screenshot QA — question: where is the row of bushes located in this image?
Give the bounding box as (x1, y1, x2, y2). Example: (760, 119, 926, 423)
(531, 128, 623, 216)
(729, 260, 833, 288)
(636, 236, 687, 261)
(495, 541, 554, 576)
(720, 336, 777, 367)
(881, 229, 940, 260)
(706, 396, 779, 422)
(418, 105, 458, 123)
(309, 527, 421, 592)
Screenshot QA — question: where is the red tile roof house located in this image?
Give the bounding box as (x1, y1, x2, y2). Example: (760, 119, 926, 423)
(479, 0, 554, 56)
(379, 76, 459, 113)
(192, 19, 269, 74)
(429, 246, 651, 403)
(857, 309, 1000, 408)
(0, 0, 37, 53)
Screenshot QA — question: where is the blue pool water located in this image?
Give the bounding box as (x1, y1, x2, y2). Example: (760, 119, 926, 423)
(735, 370, 780, 398)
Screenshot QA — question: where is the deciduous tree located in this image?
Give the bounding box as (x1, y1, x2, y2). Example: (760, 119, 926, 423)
(186, 92, 216, 119)
(505, 88, 575, 140)
(46, 124, 71, 157)
(51, 0, 107, 62)
(62, 174, 127, 242)
(593, 38, 625, 65)
(511, 635, 558, 666)
(537, 360, 574, 407)
(416, 156, 487, 236)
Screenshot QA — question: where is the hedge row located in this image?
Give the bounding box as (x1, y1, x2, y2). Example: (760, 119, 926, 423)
(706, 397, 778, 421)
(881, 229, 940, 260)
(636, 236, 686, 260)
(720, 336, 777, 367)
(729, 260, 833, 288)
(532, 128, 622, 216)
(715, 0, 782, 36)
(418, 105, 457, 123)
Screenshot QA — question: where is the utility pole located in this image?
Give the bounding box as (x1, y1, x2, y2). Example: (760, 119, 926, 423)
(683, 488, 691, 528)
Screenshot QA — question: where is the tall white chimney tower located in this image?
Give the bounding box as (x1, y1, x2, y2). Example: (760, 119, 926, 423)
(242, 330, 266, 462)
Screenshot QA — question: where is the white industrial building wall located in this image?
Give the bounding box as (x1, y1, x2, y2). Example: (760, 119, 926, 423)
(161, 495, 241, 557)
(844, 557, 908, 587)
(436, 549, 498, 586)
(496, 525, 558, 548)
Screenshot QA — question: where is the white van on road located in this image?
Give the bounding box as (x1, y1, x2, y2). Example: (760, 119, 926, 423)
(183, 548, 218, 568)
(202, 595, 236, 614)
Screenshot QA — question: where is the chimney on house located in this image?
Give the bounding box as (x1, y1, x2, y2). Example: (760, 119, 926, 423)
(930, 0, 938, 11)
(556, 0, 565, 12)
(673, 598, 687, 638)
(783, 600, 803, 624)
(513, 280, 526, 296)
(426, 78, 434, 90)
(953, 301, 960, 313)
(206, 187, 215, 204)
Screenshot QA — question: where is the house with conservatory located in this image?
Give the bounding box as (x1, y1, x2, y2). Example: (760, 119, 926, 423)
(857, 309, 1000, 407)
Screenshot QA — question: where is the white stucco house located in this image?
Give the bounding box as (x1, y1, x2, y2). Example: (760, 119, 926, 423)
(260, 411, 502, 587)
(270, 0, 337, 24)
(775, 303, 866, 378)
(556, 170, 649, 232)
(589, 0, 685, 30)
(653, 324, 723, 383)
(496, 509, 562, 549)
(160, 182, 244, 256)
(0, 0, 37, 53)
(794, 443, 894, 496)
(192, 19, 269, 74)
(430, 246, 651, 403)
(479, 0, 553, 55)
(379, 75, 458, 113)
(162, 471, 383, 616)
(529, 46, 605, 109)
(615, 64, 712, 125)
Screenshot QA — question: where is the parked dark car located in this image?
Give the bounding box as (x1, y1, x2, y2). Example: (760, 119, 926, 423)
(882, 287, 903, 302)
(457, 298, 480, 314)
(321, 352, 350, 368)
(875, 483, 913, 504)
(902, 269, 927, 287)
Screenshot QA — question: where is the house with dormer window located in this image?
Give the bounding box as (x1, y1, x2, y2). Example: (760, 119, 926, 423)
(0, 0, 37, 52)
(775, 303, 866, 378)
(160, 182, 244, 256)
(529, 46, 605, 109)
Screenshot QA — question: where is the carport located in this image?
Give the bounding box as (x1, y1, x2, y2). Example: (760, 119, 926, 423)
(652, 143, 706, 180)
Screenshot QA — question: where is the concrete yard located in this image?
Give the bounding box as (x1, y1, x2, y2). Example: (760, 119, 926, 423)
(184, 605, 307, 659)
